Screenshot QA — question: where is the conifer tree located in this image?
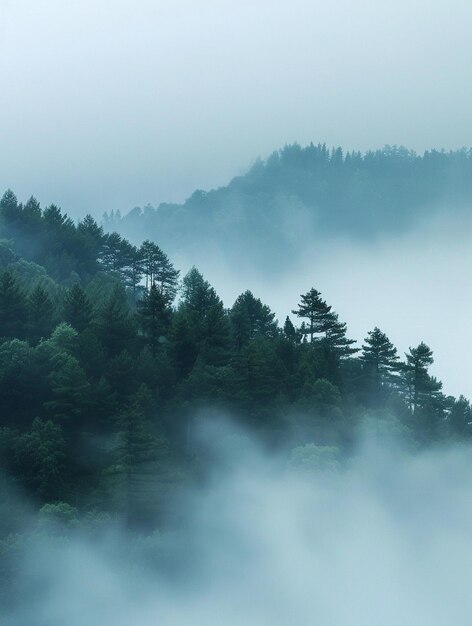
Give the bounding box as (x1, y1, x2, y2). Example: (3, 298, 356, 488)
(449, 395, 471, 435)
(122, 245, 144, 302)
(77, 214, 104, 275)
(46, 355, 91, 421)
(230, 290, 278, 349)
(292, 288, 327, 342)
(140, 240, 179, 303)
(27, 284, 55, 343)
(180, 268, 231, 366)
(171, 311, 197, 379)
(283, 316, 298, 343)
(13, 417, 66, 500)
(323, 312, 358, 358)
(99, 232, 126, 273)
(137, 284, 172, 356)
(63, 284, 93, 332)
(96, 285, 136, 356)
(0, 190, 21, 237)
(0, 271, 28, 338)
(292, 287, 356, 357)
(403, 342, 443, 414)
(361, 327, 400, 383)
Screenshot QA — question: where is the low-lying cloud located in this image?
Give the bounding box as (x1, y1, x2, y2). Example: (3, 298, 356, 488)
(4, 421, 472, 626)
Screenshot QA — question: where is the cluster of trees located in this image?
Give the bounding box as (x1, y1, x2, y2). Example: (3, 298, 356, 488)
(0, 189, 470, 533)
(104, 143, 472, 271)
(0, 190, 178, 291)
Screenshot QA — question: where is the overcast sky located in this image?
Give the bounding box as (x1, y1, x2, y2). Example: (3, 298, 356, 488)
(1, 0, 471, 216)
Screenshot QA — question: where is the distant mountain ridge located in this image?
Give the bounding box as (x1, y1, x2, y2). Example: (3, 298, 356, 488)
(103, 143, 472, 270)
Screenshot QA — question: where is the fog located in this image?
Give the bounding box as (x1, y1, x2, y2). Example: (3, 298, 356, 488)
(1, 0, 472, 216)
(4, 421, 472, 626)
(174, 210, 472, 400)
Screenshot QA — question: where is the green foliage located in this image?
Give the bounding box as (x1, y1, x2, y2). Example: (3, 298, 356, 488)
(38, 502, 78, 528)
(62, 284, 93, 332)
(0, 271, 28, 338)
(0, 339, 41, 425)
(230, 290, 278, 349)
(177, 268, 231, 368)
(292, 287, 357, 358)
(45, 355, 91, 422)
(448, 396, 472, 436)
(362, 327, 400, 380)
(139, 240, 179, 303)
(403, 343, 442, 412)
(27, 284, 56, 344)
(287, 443, 341, 474)
(137, 284, 172, 356)
(96, 285, 136, 356)
(0, 239, 16, 267)
(42, 322, 78, 357)
(0, 186, 466, 529)
(13, 418, 66, 500)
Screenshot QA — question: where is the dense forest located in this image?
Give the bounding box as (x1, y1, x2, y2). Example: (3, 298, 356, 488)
(104, 143, 472, 271)
(0, 186, 470, 545)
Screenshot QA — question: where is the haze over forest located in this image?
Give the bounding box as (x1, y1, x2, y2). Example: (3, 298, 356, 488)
(2, 0, 472, 214)
(108, 142, 472, 400)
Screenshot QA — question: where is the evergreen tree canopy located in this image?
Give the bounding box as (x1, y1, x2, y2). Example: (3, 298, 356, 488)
(62, 285, 93, 333)
(0, 271, 28, 338)
(361, 327, 400, 382)
(292, 287, 357, 357)
(403, 342, 444, 416)
(230, 290, 278, 349)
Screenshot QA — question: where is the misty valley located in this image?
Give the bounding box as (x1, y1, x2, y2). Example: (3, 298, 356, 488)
(1, 146, 472, 625)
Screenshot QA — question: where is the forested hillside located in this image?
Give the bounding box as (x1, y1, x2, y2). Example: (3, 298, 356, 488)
(104, 144, 472, 270)
(0, 188, 470, 547)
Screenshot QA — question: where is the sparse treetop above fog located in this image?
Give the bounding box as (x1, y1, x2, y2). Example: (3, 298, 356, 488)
(104, 143, 472, 271)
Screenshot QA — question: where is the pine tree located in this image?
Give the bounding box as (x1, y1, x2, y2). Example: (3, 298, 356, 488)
(232, 338, 286, 416)
(171, 311, 197, 379)
(230, 290, 278, 350)
(292, 288, 327, 342)
(0, 339, 41, 425)
(449, 395, 471, 435)
(283, 316, 298, 343)
(137, 284, 172, 356)
(180, 268, 231, 366)
(96, 285, 136, 356)
(361, 327, 400, 383)
(0, 190, 21, 238)
(63, 284, 93, 332)
(99, 232, 126, 273)
(27, 284, 55, 343)
(139, 240, 179, 303)
(199, 298, 232, 366)
(403, 342, 443, 415)
(181, 267, 212, 316)
(292, 287, 356, 357)
(45, 355, 91, 423)
(323, 312, 358, 358)
(13, 417, 66, 500)
(0, 271, 28, 338)
(77, 214, 104, 275)
(122, 245, 144, 302)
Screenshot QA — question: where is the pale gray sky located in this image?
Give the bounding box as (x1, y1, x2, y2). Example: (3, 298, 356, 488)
(1, 0, 471, 216)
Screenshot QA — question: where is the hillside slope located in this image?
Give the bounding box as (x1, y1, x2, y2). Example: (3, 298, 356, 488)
(104, 143, 472, 270)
